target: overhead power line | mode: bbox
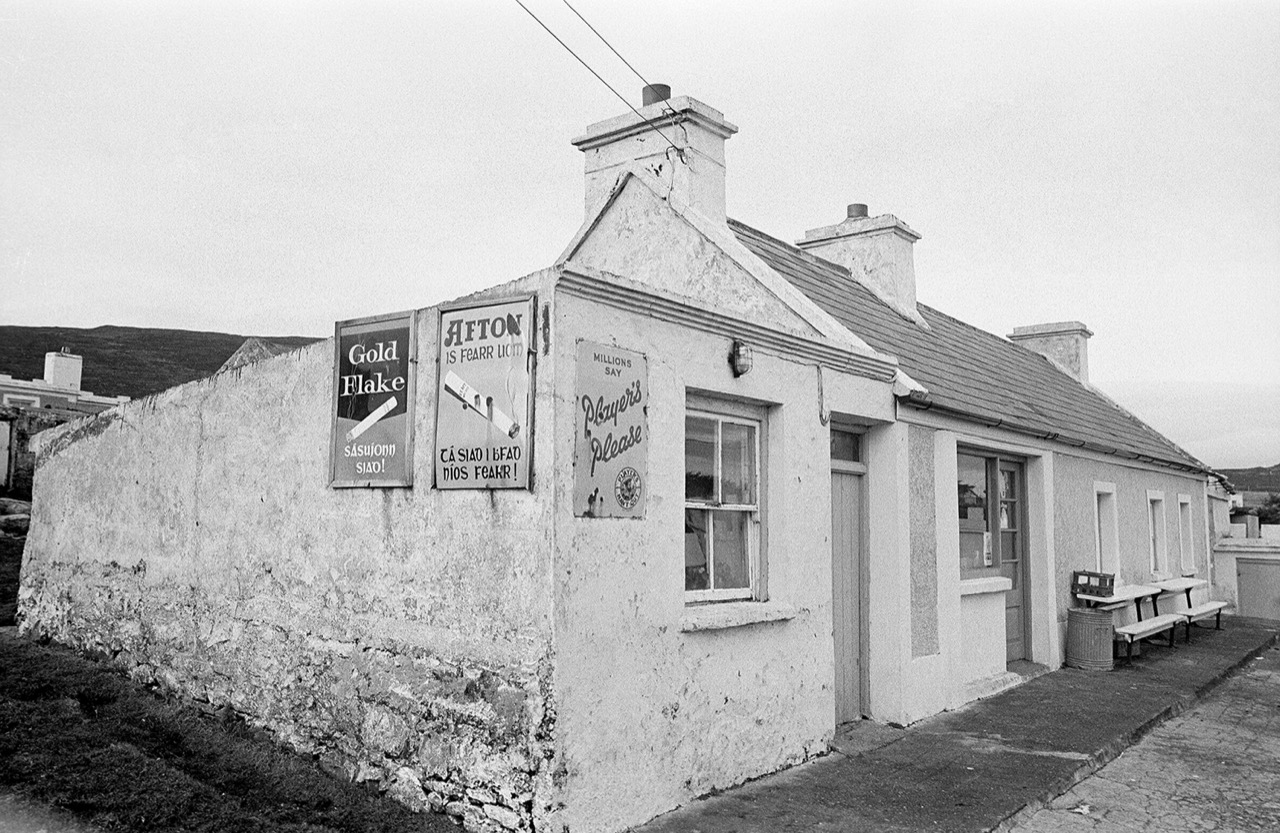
[512,0,685,161]
[560,0,664,101]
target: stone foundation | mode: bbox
[19,555,555,832]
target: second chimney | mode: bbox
[1008,321,1093,383]
[797,205,926,327]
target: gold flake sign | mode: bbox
[330,310,417,488]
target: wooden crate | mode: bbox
[1072,570,1115,598]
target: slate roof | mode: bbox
[729,218,1210,475]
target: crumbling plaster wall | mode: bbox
[546,291,847,833]
[549,172,898,830]
[569,180,821,339]
[20,298,558,833]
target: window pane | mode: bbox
[830,430,860,462]
[999,468,1017,501]
[684,509,710,590]
[712,510,750,589]
[685,416,716,502]
[721,422,756,505]
[957,454,987,530]
[1000,501,1016,530]
[960,531,991,572]
[1001,530,1018,568]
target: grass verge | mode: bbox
[0,571,454,831]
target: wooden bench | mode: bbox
[1114,612,1184,661]
[1180,601,1228,634]
[1152,578,1229,642]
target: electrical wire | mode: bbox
[560,0,670,110]
[559,0,689,159]
[512,0,685,161]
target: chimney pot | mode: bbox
[797,209,925,327]
[642,84,671,107]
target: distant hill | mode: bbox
[0,325,322,400]
[1217,464,1280,493]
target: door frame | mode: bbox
[831,426,869,725]
[997,457,1031,662]
[958,445,1031,662]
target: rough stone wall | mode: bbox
[19,299,558,832]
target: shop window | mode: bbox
[1148,491,1168,577]
[1178,495,1195,575]
[1094,482,1119,573]
[685,405,762,602]
[958,451,1024,579]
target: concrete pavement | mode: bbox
[1004,644,1280,832]
[631,617,1280,833]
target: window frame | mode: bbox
[684,398,766,604]
[1177,494,1195,575]
[1147,490,1169,578]
[1094,481,1119,574]
[957,447,1026,580]
[829,426,866,475]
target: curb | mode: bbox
[987,630,1280,832]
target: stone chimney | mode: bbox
[572,86,738,223]
[44,347,83,390]
[1008,321,1093,383]
[797,204,926,327]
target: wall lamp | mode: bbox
[729,340,753,377]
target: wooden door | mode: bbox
[831,468,864,724]
[997,460,1028,662]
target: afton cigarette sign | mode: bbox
[330,310,417,488]
[574,340,647,518]
[435,297,534,489]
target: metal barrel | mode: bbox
[1065,607,1114,671]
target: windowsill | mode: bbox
[680,600,798,632]
[960,576,1013,596]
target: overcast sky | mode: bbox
[3,1,1277,468]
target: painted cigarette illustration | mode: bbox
[444,370,520,438]
[345,395,398,442]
